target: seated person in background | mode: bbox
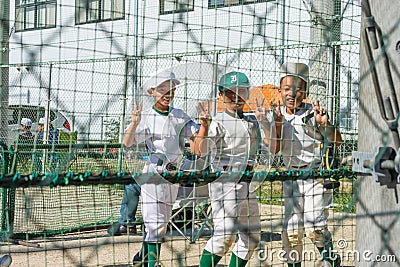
[15,118,35,171]
[36,117,59,144]
[35,118,60,172]
[107,183,141,236]
[36,118,45,143]
[16,117,35,144]
[19,118,34,138]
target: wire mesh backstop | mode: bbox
[0,0,384,266]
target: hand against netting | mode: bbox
[312,100,329,126]
[255,97,267,121]
[197,102,212,127]
[131,99,142,127]
[271,100,283,124]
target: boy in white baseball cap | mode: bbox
[143,69,180,95]
[20,118,33,137]
[36,118,45,143]
[123,69,198,266]
[272,62,342,267]
[36,118,59,144]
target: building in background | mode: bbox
[6,0,361,144]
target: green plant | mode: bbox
[333,192,356,213]
[256,181,285,206]
[256,180,357,214]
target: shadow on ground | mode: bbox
[261,231,282,242]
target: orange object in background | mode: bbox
[216,84,280,113]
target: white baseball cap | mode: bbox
[21,118,32,127]
[144,70,180,92]
[280,62,309,84]
[38,117,45,124]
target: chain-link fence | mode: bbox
[0,0,373,266]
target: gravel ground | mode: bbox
[0,205,356,267]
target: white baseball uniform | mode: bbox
[279,103,333,263]
[128,106,198,242]
[204,111,261,260]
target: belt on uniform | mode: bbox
[165,163,178,171]
[290,166,340,190]
[157,158,178,171]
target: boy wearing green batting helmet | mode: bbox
[195,71,270,267]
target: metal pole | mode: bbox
[0,0,13,237]
[308,0,334,107]
[280,0,285,64]
[0,0,10,144]
[133,0,139,101]
[44,64,52,144]
[41,64,52,173]
[356,1,400,265]
[329,0,342,124]
[328,46,335,119]
[118,58,129,172]
[212,52,219,116]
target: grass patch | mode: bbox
[332,179,357,213]
[256,181,284,205]
[333,191,356,213]
[256,179,357,214]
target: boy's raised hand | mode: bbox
[197,102,211,127]
[131,99,142,127]
[312,100,329,126]
[272,100,283,123]
[255,98,283,125]
[255,97,266,121]
[269,100,284,128]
